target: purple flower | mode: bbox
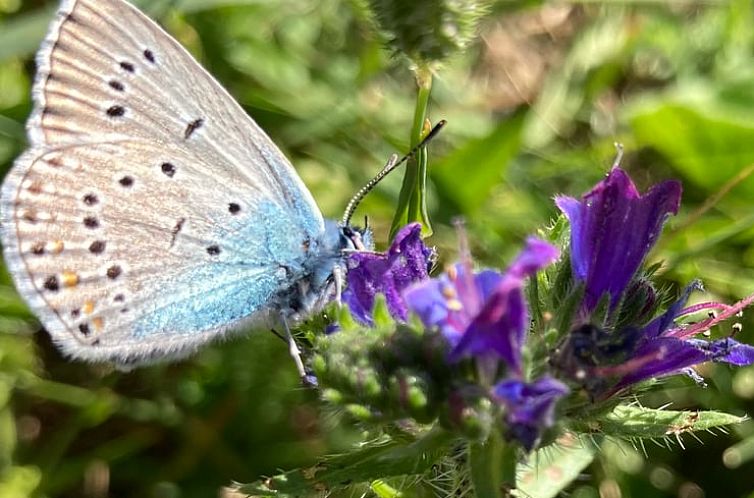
[554,167,754,397]
[343,223,433,324]
[555,167,681,314]
[492,376,568,451]
[557,282,754,397]
[404,238,559,372]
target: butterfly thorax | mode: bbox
[277,220,371,321]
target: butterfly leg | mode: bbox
[333,264,344,306]
[282,314,309,382]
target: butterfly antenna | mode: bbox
[341,120,447,226]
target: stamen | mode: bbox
[677,301,728,318]
[441,284,456,299]
[453,218,480,314]
[677,292,754,339]
[446,299,463,311]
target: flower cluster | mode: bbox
[554,167,754,399]
[314,165,754,455]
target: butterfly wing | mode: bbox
[0,0,326,365]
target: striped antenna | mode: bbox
[341,120,446,226]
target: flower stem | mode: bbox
[468,429,516,497]
[390,64,433,240]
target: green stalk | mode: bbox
[390,65,433,240]
[468,430,516,498]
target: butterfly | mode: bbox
[0,0,386,373]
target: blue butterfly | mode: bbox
[0,0,380,373]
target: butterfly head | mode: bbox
[339,223,373,253]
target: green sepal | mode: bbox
[438,386,494,440]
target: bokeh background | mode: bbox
[2,0,754,497]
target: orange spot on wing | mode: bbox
[48,240,64,254]
[82,300,95,314]
[61,270,79,287]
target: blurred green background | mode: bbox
[2,0,754,497]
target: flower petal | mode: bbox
[448,276,527,369]
[447,239,559,368]
[692,337,754,366]
[614,337,707,389]
[403,276,466,344]
[557,168,682,312]
[344,223,432,324]
[493,376,568,451]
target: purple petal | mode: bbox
[493,377,568,451]
[507,237,561,280]
[554,196,587,281]
[557,168,682,312]
[448,239,558,368]
[448,277,527,371]
[344,223,432,324]
[474,269,505,304]
[691,337,754,366]
[614,337,708,389]
[403,276,466,344]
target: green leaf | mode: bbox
[582,404,747,438]
[0,6,55,62]
[0,465,41,498]
[631,102,754,194]
[523,11,627,148]
[514,436,597,498]
[431,110,525,216]
[236,427,455,496]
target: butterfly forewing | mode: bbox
[0,0,326,365]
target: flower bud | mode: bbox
[387,369,435,423]
[439,386,494,440]
[366,0,490,64]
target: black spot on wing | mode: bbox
[89,240,106,254]
[44,275,59,292]
[83,216,99,229]
[106,105,125,117]
[161,162,176,177]
[170,218,185,248]
[184,118,204,139]
[107,265,122,280]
